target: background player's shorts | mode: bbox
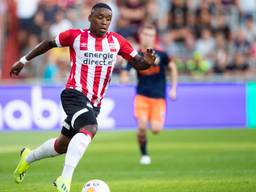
[134,94,166,126]
[61,89,100,138]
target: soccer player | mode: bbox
[10,3,156,192]
[120,23,178,165]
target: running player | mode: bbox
[10,3,156,192]
[121,23,178,165]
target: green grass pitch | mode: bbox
[1,129,256,192]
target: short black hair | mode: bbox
[91,3,112,12]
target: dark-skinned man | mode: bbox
[11,3,156,192]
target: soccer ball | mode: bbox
[82,179,110,192]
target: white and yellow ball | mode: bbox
[82,179,110,192]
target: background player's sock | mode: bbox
[137,133,148,155]
[61,133,91,180]
[26,138,60,164]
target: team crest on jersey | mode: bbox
[109,43,116,52]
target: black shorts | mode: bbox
[61,89,100,138]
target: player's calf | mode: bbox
[137,128,150,164]
[137,128,147,148]
[54,135,71,154]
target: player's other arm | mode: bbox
[168,60,178,100]
[129,48,156,70]
[116,33,156,71]
[10,29,75,77]
[10,40,57,77]
[119,49,156,83]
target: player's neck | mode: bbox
[89,28,107,38]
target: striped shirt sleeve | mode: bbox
[55,29,76,47]
[114,33,138,60]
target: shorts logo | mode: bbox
[63,121,70,130]
[87,102,93,109]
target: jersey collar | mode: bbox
[88,30,107,39]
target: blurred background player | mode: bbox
[120,23,178,165]
[10,3,156,192]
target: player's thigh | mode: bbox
[72,107,98,136]
[60,89,98,138]
[149,98,166,134]
[134,95,150,129]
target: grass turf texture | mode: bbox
[0,129,256,192]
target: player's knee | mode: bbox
[151,129,161,135]
[151,123,162,135]
[80,124,98,139]
[137,119,147,131]
[54,137,70,154]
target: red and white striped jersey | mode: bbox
[55,29,138,107]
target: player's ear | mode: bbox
[88,14,92,23]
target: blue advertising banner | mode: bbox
[0,83,246,131]
[0,85,63,131]
[165,83,246,128]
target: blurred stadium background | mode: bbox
[0,0,256,192]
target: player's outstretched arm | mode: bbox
[129,48,156,70]
[10,40,57,77]
[168,60,178,100]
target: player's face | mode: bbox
[89,8,112,36]
[139,28,156,48]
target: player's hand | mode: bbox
[144,48,156,66]
[9,61,24,77]
[169,88,177,100]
